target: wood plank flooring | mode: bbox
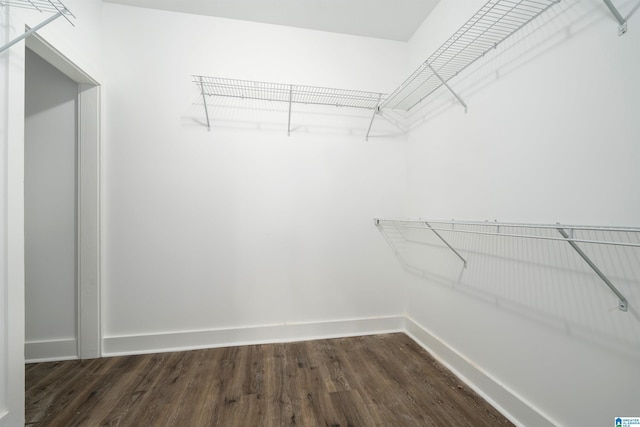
[25,333,514,426]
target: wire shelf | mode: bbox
[374,218,640,248]
[194,76,385,110]
[381,0,560,111]
[0,0,75,53]
[375,218,640,311]
[0,0,74,23]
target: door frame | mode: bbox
[26,33,101,360]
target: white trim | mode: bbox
[103,316,406,357]
[404,317,558,427]
[3,30,26,427]
[76,83,101,360]
[25,339,79,363]
[25,34,97,85]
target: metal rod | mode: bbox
[366,94,382,141]
[603,0,626,25]
[427,63,468,113]
[603,0,628,35]
[287,85,292,136]
[0,10,63,53]
[425,221,467,268]
[558,228,628,311]
[199,77,211,131]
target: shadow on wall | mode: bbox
[184,91,407,141]
[376,222,640,363]
[401,0,640,130]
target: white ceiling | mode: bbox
[103,0,440,41]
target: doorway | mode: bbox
[24,47,78,361]
[24,34,101,362]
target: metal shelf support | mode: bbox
[557,228,628,311]
[198,76,211,131]
[365,94,382,141]
[425,221,468,268]
[603,0,628,36]
[428,63,467,113]
[287,85,293,136]
[0,1,74,54]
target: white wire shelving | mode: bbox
[0,0,75,53]
[193,75,386,139]
[374,218,640,312]
[194,0,562,136]
[381,0,560,112]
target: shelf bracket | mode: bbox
[427,63,468,113]
[365,94,382,141]
[1,10,64,54]
[425,222,467,268]
[603,0,628,35]
[287,85,293,136]
[557,228,628,311]
[198,76,211,131]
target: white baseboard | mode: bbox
[404,317,557,427]
[102,315,406,357]
[25,339,78,363]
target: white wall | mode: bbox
[403,0,640,426]
[1,0,103,424]
[100,4,408,353]
[24,48,78,362]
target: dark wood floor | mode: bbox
[26,333,513,426]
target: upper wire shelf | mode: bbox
[195,76,385,110]
[381,0,560,111]
[194,75,386,139]
[0,0,74,24]
[192,0,561,135]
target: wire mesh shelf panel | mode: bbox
[374,218,640,248]
[195,76,385,110]
[0,0,68,13]
[381,0,559,111]
[0,0,74,24]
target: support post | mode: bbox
[366,94,382,141]
[427,63,468,113]
[199,77,211,131]
[558,228,628,311]
[603,0,628,35]
[0,11,64,54]
[425,222,467,268]
[287,85,293,136]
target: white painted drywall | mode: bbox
[403,1,640,426]
[24,48,78,360]
[100,4,408,344]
